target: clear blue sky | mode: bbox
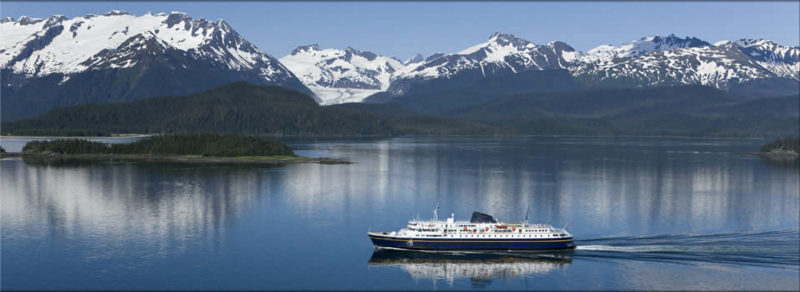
[2,1,798,60]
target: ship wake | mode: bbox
[574,230,800,270]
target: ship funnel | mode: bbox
[470,211,497,223]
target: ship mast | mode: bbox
[524,206,530,226]
[433,204,439,222]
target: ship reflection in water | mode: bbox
[368,249,572,287]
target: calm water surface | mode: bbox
[1,136,798,290]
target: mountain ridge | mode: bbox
[386,32,798,99]
[2,12,798,121]
[0,11,313,121]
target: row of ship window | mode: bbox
[438,229,550,233]
[413,228,554,233]
[420,234,562,238]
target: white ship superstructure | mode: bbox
[368,207,575,250]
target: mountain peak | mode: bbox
[489,32,528,42]
[164,11,192,28]
[215,19,232,30]
[404,53,424,65]
[547,41,575,52]
[103,10,131,17]
[584,34,712,61]
[640,34,711,48]
[16,16,43,25]
[345,47,378,61]
[488,31,522,41]
[641,33,668,41]
[43,15,67,28]
[456,32,535,55]
[290,44,320,55]
[489,31,509,39]
[489,32,535,48]
[734,38,773,47]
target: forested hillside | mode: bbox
[445,86,800,137]
[3,83,396,136]
[331,103,496,135]
[373,70,581,114]
[4,82,797,138]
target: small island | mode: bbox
[16,134,351,165]
[758,137,800,158]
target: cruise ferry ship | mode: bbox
[368,207,575,250]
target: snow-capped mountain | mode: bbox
[279,45,404,104]
[3,11,797,120]
[733,39,799,79]
[581,34,711,63]
[403,53,424,65]
[572,38,800,92]
[387,32,578,95]
[1,11,312,120]
[385,32,798,98]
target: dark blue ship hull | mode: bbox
[368,233,576,250]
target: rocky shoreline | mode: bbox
[758,150,800,159]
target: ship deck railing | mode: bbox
[409,221,554,228]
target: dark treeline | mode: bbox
[443,86,800,137]
[3,82,397,137]
[22,134,295,157]
[4,82,495,137]
[5,129,113,137]
[331,103,496,135]
[760,137,800,153]
[4,82,799,138]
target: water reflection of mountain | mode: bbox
[2,158,279,259]
[282,138,799,234]
[368,249,572,287]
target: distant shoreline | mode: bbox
[2,153,353,165]
[757,151,800,158]
[1,134,773,140]
[1,134,152,139]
